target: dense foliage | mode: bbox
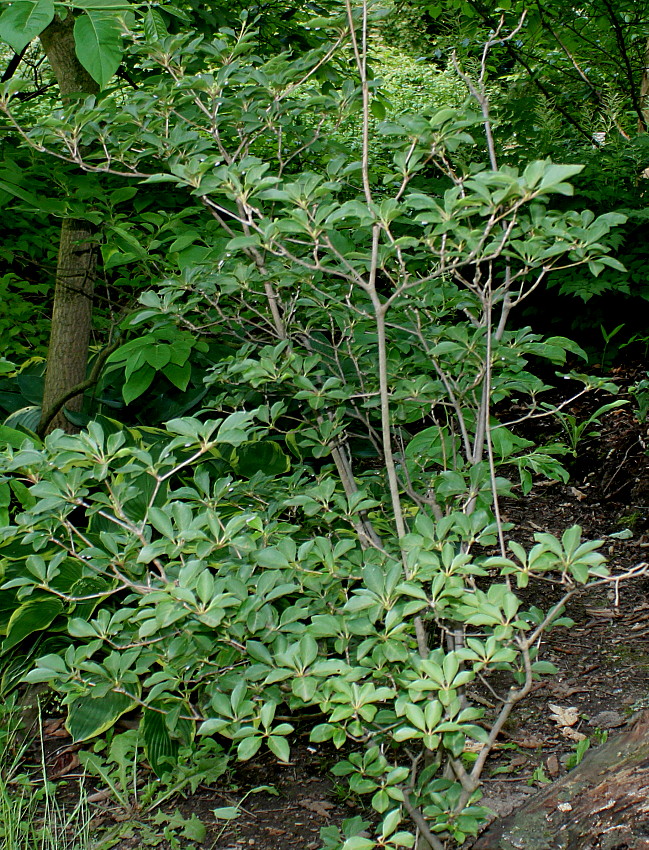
[0,2,646,848]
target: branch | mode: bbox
[532,0,630,140]
[402,792,446,850]
[36,336,121,437]
[598,0,647,131]
[1,46,28,83]
[465,0,600,144]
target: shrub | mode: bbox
[0,4,639,847]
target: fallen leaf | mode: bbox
[298,799,334,818]
[545,754,560,778]
[49,750,80,779]
[510,737,545,749]
[548,704,580,727]
[570,487,587,501]
[87,789,113,804]
[584,608,615,618]
[608,528,634,540]
[561,727,587,742]
[43,717,68,737]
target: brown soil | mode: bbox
[15,365,649,849]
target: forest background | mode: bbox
[0,0,647,848]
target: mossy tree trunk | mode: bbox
[472,710,649,850]
[38,13,99,434]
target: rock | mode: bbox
[587,710,625,729]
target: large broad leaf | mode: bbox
[142,707,179,778]
[0,0,54,53]
[73,10,123,88]
[162,360,191,391]
[74,0,133,8]
[122,364,155,404]
[4,405,41,432]
[69,575,114,620]
[67,690,135,742]
[2,596,64,652]
[0,179,65,215]
[231,441,291,477]
[49,559,84,593]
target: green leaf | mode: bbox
[142,706,179,777]
[0,480,9,526]
[212,806,241,820]
[2,597,64,652]
[370,99,386,120]
[73,10,123,88]
[67,618,97,638]
[0,179,64,215]
[538,163,583,194]
[181,815,206,842]
[237,735,262,761]
[122,364,155,404]
[73,0,134,8]
[147,507,174,539]
[162,360,191,391]
[231,440,291,477]
[0,0,54,53]
[341,837,376,850]
[267,734,290,762]
[0,423,38,450]
[143,7,168,40]
[67,691,135,742]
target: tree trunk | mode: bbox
[39,219,97,432]
[640,37,649,133]
[472,710,649,850]
[38,13,99,434]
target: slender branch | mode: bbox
[464,0,599,144]
[344,0,373,206]
[1,46,28,83]
[464,641,534,797]
[598,0,647,131]
[402,792,446,850]
[481,276,506,555]
[37,336,121,437]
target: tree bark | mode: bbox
[39,219,97,432]
[472,710,649,850]
[38,13,99,434]
[640,37,649,133]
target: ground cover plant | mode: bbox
[0,2,647,848]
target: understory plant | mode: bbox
[0,4,643,848]
[0,696,93,850]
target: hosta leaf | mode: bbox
[0,423,38,450]
[142,706,179,777]
[2,596,64,652]
[67,690,135,742]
